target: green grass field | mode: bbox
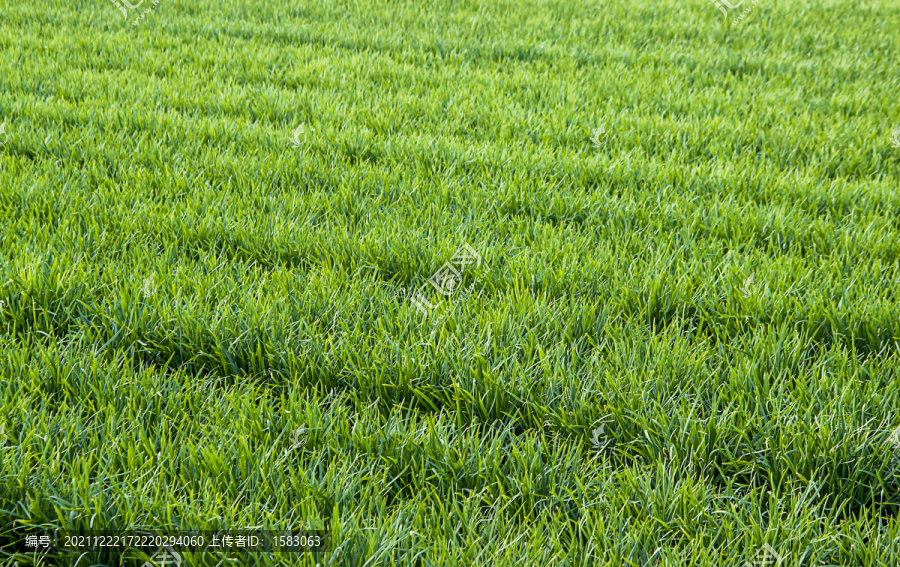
[2,0,900,565]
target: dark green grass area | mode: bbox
[1,0,900,564]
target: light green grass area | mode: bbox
[2,0,900,565]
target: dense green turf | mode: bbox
[2,0,900,565]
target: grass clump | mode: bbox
[1,0,900,565]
